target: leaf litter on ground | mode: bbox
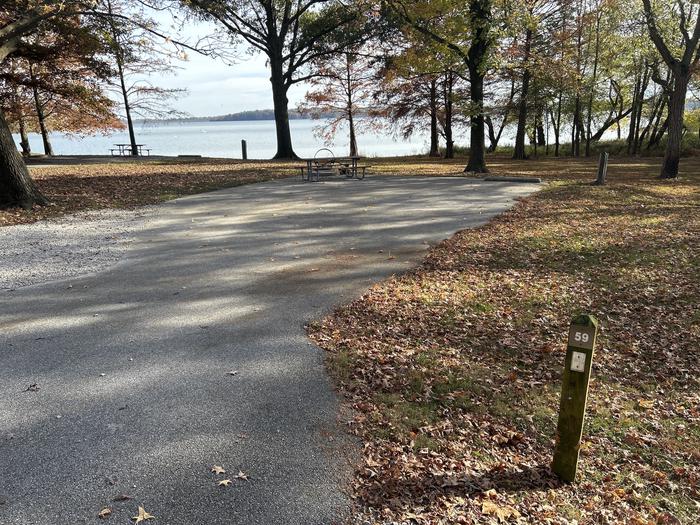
[310,158,700,524]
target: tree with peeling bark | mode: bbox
[183,0,364,159]
[641,0,700,179]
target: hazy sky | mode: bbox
[149,18,308,117]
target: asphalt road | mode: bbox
[0,176,538,524]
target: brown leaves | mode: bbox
[309,171,700,524]
[211,464,249,487]
[131,506,155,523]
[97,507,112,519]
[638,399,655,410]
[1,159,294,227]
[480,499,521,523]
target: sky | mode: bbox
[158,51,309,117]
[146,17,308,118]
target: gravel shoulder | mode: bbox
[0,207,158,291]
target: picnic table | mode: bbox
[110,143,151,156]
[299,149,370,182]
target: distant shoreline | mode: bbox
[135,109,334,125]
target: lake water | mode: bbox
[15,119,434,159]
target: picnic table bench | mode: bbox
[297,149,371,182]
[110,144,151,156]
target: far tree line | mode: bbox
[1,0,698,209]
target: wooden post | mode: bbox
[552,314,599,482]
[594,152,608,185]
[241,139,248,160]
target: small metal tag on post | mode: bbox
[241,139,248,160]
[552,314,599,482]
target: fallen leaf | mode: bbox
[218,479,232,487]
[131,506,155,523]
[638,399,654,409]
[113,494,133,501]
[211,465,226,475]
[98,507,112,519]
[656,511,681,524]
[235,471,249,481]
[481,500,521,523]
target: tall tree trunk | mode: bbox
[269,56,297,159]
[29,65,53,156]
[485,116,497,152]
[464,0,491,174]
[640,93,664,147]
[18,115,31,158]
[513,28,532,160]
[429,78,440,157]
[117,60,138,156]
[348,113,357,157]
[0,108,47,209]
[554,7,567,158]
[486,78,515,153]
[106,0,138,156]
[647,116,668,149]
[633,69,650,154]
[554,92,562,157]
[660,71,689,178]
[571,0,584,158]
[545,108,549,155]
[585,12,601,157]
[627,73,641,154]
[640,0,699,178]
[346,53,358,157]
[537,121,545,146]
[11,84,31,157]
[466,63,488,173]
[533,120,538,157]
[443,70,454,159]
[572,95,582,156]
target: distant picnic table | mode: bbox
[110,144,151,156]
[298,149,371,182]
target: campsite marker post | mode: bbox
[594,152,609,185]
[552,314,599,482]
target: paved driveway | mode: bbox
[0,176,538,524]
